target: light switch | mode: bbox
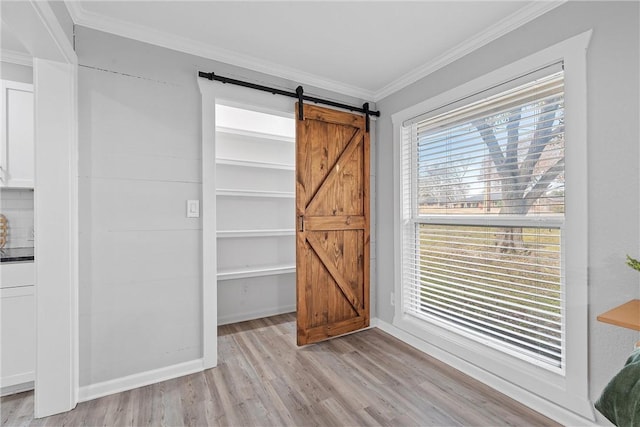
[187,200,200,218]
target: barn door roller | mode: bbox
[198,71,380,132]
[296,86,304,121]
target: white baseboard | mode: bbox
[1,371,34,389]
[78,359,205,403]
[218,305,296,326]
[372,318,597,427]
[1,380,34,397]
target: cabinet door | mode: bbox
[1,80,34,188]
[1,285,35,390]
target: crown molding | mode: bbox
[1,49,33,67]
[372,0,566,101]
[64,1,375,101]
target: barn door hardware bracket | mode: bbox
[363,102,370,132]
[296,86,304,121]
[198,71,380,130]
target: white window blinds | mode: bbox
[401,67,565,369]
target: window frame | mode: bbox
[403,68,567,371]
[392,31,593,419]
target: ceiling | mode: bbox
[49,2,564,100]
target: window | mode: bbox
[400,65,566,370]
[393,32,592,419]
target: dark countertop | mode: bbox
[0,247,35,263]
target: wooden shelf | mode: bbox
[216,158,294,171]
[597,299,640,331]
[217,189,295,198]
[217,264,296,281]
[217,229,295,238]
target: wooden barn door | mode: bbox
[296,104,370,345]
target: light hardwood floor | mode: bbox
[2,313,559,426]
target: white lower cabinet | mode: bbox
[1,263,35,395]
[1,262,35,288]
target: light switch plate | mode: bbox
[187,200,200,218]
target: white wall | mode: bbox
[78,64,202,385]
[374,0,639,420]
[76,27,373,387]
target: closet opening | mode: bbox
[214,103,296,325]
[199,79,372,361]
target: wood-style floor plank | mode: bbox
[1,313,560,426]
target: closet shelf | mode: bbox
[216,157,294,171]
[215,126,295,144]
[217,264,296,281]
[217,229,295,238]
[217,189,295,198]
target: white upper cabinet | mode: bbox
[1,80,34,188]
